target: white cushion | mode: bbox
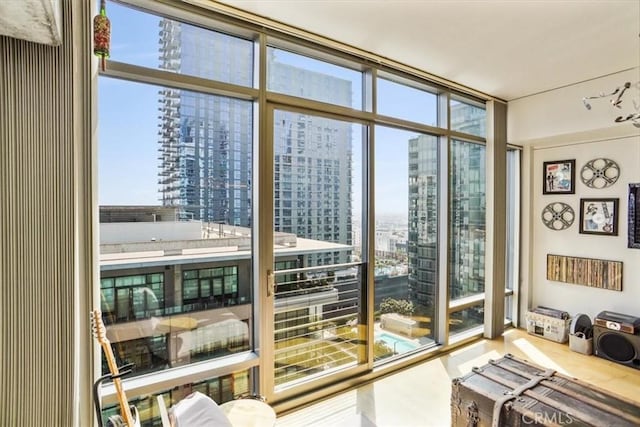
[170,391,233,427]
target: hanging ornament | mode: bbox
[93,0,111,71]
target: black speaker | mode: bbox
[593,311,640,369]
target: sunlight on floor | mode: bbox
[511,337,570,375]
[275,391,360,427]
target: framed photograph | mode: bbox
[579,198,619,235]
[543,159,575,194]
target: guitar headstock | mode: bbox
[91,309,109,346]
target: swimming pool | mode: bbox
[375,332,419,353]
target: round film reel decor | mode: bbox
[580,158,620,189]
[541,202,575,230]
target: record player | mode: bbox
[594,311,640,335]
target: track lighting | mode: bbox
[582,81,640,127]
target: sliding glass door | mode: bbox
[267,106,367,398]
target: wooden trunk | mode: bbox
[451,353,640,427]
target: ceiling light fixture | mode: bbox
[582,80,640,128]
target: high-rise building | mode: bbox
[449,140,486,299]
[97,211,355,388]
[158,21,353,265]
[407,135,439,313]
[272,107,354,265]
[158,20,254,225]
[406,134,486,318]
[450,100,486,137]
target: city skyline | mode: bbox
[98,2,435,220]
[97,1,488,308]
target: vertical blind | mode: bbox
[0,1,92,425]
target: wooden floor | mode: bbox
[275,328,640,427]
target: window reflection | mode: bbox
[449,302,485,334]
[267,47,362,109]
[100,259,251,376]
[101,370,251,427]
[451,98,486,137]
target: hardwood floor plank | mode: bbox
[275,328,640,427]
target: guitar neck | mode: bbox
[100,342,135,426]
[92,310,136,427]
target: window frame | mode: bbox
[96,0,512,414]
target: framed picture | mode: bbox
[628,184,640,248]
[579,198,619,235]
[543,159,575,194]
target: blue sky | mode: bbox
[98,1,438,219]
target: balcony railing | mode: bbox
[272,263,364,388]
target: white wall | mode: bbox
[100,221,202,244]
[509,69,640,323]
[508,68,640,146]
[531,137,640,321]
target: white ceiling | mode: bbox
[218,0,640,101]
[1,1,637,101]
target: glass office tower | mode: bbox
[158,21,353,265]
[406,134,439,335]
[158,20,254,224]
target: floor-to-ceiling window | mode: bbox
[96,1,514,423]
[97,3,257,424]
[373,126,439,362]
[264,47,368,397]
[505,147,521,323]
[448,139,486,337]
[373,76,441,362]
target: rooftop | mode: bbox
[99,218,352,270]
